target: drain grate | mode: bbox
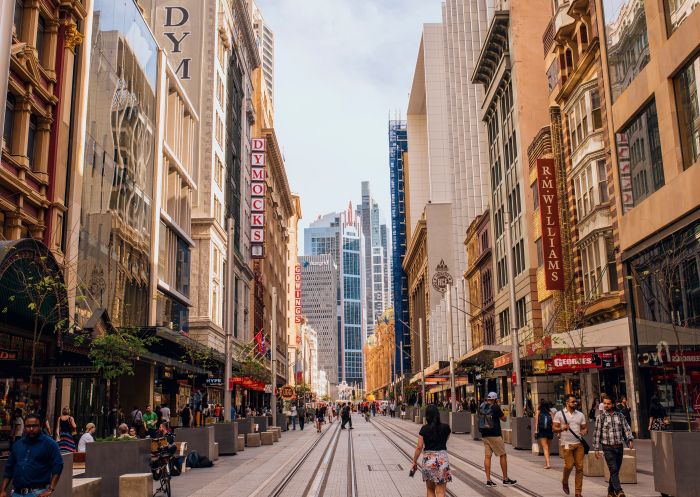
[368,464,403,471]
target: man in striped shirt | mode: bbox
[593,397,634,497]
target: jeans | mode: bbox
[299,416,305,430]
[12,488,49,497]
[291,416,297,429]
[603,445,624,493]
[562,443,585,494]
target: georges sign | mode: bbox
[536,158,565,290]
[251,138,266,258]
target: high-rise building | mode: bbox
[299,254,339,396]
[388,120,411,375]
[252,3,274,108]
[305,206,367,387]
[357,181,391,338]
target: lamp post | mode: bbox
[271,287,277,427]
[446,285,457,413]
[419,318,425,407]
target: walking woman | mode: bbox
[56,406,77,453]
[649,396,669,432]
[411,404,452,497]
[535,399,554,469]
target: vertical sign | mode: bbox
[251,138,266,258]
[536,158,565,290]
[294,264,302,323]
[616,133,634,212]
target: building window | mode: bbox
[535,238,543,267]
[664,0,698,34]
[36,15,45,64]
[616,100,664,212]
[567,87,602,151]
[580,235,618,298]
[215,157,223,187]
[574,159,609,220]
[597,160,609,203]
[27,114,37,166]
[512,239,525,277]
[674,54,700,170]
[3,94,14,148]
[13,0,22,39]
[602,0,650,102]
[498,309,510,339]
[515,297,527,329]
[531,181,539,210]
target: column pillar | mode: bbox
[33,115,52,179]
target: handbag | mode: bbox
[561,410,590,454]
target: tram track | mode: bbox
[374,417,546,497]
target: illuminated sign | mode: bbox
[251,138,266,258]
[536,158,565,290]
[294,264,302,323]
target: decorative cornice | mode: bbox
[62,21,84,53]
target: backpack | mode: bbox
[478,402,495,431]
[537,410,552,432]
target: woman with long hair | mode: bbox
[535,399,554,469]
[411,404,452,497]
[56,406,77,453]
[649,395,669,431]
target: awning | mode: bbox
[457,344,510,366]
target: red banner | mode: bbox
[493,353,512,368]
[536,158,565,290]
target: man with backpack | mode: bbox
[554,394,588,497]
[478,392,517,487]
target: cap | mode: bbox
[487,392,498,400]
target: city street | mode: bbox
[166,414,658,497]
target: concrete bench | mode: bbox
[260,431,274,445]
[246,433,261,447]
[119,473,151,497]
[237,435,245,452]
[72,477,101,497]
[270,429,279,442]
[271,426,282,438]
[584,452,605,476]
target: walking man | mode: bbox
[593,397,634,497]
[554,395,588,497]
[478,392,517,488]
[298,404,306,431]
[290,405,297,430]
[1,413,64,497]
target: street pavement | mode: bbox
[165,413,660,497]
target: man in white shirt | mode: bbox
[160,404,171,427]
[554,395,588,497]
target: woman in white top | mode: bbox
[77,423,96,452]
[290,405,298,430]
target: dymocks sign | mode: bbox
[536,158,565,290]
[251,138,266,258]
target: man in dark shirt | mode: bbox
[478,392,517,488]
[1,413,63,497]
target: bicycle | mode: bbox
[150,438,176,497]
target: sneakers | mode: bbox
[503,479,517,486]
[485,480,497,487]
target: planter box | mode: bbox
[511,417,532,450]
[84,439,150,497]
[450,411,471,433]
[253,416,268,433]
[276,414,288,432]
[175,426,216,462]
[236,418,253,436]
[439,410,450,424]
[470,414,482,440]
[213,422,238,455]
[652,430,700,497]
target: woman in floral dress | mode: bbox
[411,404,452,496]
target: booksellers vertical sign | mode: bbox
[536,158,564,290]
[251,138,266,258]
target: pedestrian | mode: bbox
[143,405,158,438]
[401,403,406,419]
[554,395,588,497]
[648,396,668,432]
[298,404,306,430]
[469,398,477,414]
[117,406,126,427]
[371,402,376,417]
[77,423,96,452]
[315,406,324,433]
[478,392,517,487]
[535,399,554,469]
[341,404,353,429]
[117,424,131,439]
[55,407,77,453]
[593,396,634,497]
[10,409,23,446]
[0,413,64,497]
[130,405,144,437]
[214,404,222,420]
[616,397,632,428]
[128,427,138,438]
[108,406,118,436]
[290,405,298,430]
[160,404,171,428]
[180,404,192,428]
[411,404,452,497]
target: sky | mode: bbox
[255,0,442,254]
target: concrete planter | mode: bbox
[276,414,288,432]
[439,410,450,424]
[253,416,268,433]
[511,417,532,450]
[213,422,238,455]
[1,451,73,497]
[84,439,150,497]
[236,418,253,436]
[175,426,216,462]
[652,430,700,497]
[450,411,471,433]
[470,414,482,440]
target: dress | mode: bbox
[58,417,77,453]
[419,423,452,484]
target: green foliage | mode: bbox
[181,340,214,372]
[241,358,268,382]
[77,327,158,380]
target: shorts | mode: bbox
[483,436,507,457]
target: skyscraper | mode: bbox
[305,206,366,387]
[389,120,411,375]
[299,254,338,396]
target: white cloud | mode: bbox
[256,0,441,252]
